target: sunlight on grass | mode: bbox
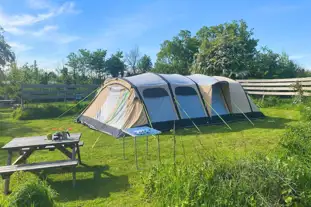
[0,107,300,206]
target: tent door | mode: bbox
[211,85,228,116]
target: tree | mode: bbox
[78,49,92,82]
[105,52,126,78]
[192,20,258,78]
[89,49,107,84]
[59,67,72,85]
[32,60,39,83]
[252,47,302,79]
[137,55,152,73]
[39,71,56,84]
[0,27,15,79]
[66,53,79,84]
[126,46,140,75]
[154,30,199,75]
[4,63,23,99]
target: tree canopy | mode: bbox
[154,20,307,79]
[0,27,15,80]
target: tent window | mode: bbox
[175,87,197,96]
[143,88,169,98]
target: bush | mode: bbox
[300,105,311,121]
[8,177,57,207]
[12,102,89,120]
[281,122,311,165]
[141,155,311,206]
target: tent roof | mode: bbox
[124,73,167,87]
[160,74,195,86]
[188,74,221,85]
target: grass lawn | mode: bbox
[0,107,300,206]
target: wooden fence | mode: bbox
[21,84,99,102]
[237,77,311,96]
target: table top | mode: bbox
[2,133,82,150]
[122,126,161,137]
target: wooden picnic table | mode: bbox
[0,133,83,195]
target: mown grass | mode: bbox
[0,106,300,206]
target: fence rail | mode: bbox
[21,84,99,101]
[237,77,311,96]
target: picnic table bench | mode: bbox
[0,133,83,195]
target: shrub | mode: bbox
[281,122,311,166]
[8,177,57,207]
[141,155,311,206]
[261,96,281,107]
[300,105,311,121]
[12,102,89,120]
[251,96,284,108]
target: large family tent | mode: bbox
[77,73,264,137]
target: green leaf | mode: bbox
[285,196,293,204]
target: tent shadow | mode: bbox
[44,164,130,202]
[174,116,293,136]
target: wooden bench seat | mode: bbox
[0,160,78,179]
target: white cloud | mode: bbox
[0,1,79,33]
[32,25,80,43]
[57,2,80,14]
[32,25,58,36]
[0,11,54,28]
[3,26,25,35]
[8,42,33,53]
[3,24,79,43]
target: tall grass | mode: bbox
[141,105,311,207]
[141,155,311,206]
[8,174,57,207]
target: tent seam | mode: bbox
[186,76,211,120]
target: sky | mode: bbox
[0,0,311,70]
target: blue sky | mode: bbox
[1,0,311,70]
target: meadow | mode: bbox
[0,104,302,206]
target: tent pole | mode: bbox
[205,101,232,130]
[92,134,102,149]
[233,102,255,126]
[134,136,138,170]
[174,97,201,133]
[123,135,126,160]
[157,135,161,164]
[57,86,100,119]
[173,120,176,166]
[146,136,148,158]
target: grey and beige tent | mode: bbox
[77,73,264,137]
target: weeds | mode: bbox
[7,173,57,207]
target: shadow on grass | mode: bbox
[0,120,40,138]
[174,116,293,136]
[45,164,129,201]
[0,142,9,165]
